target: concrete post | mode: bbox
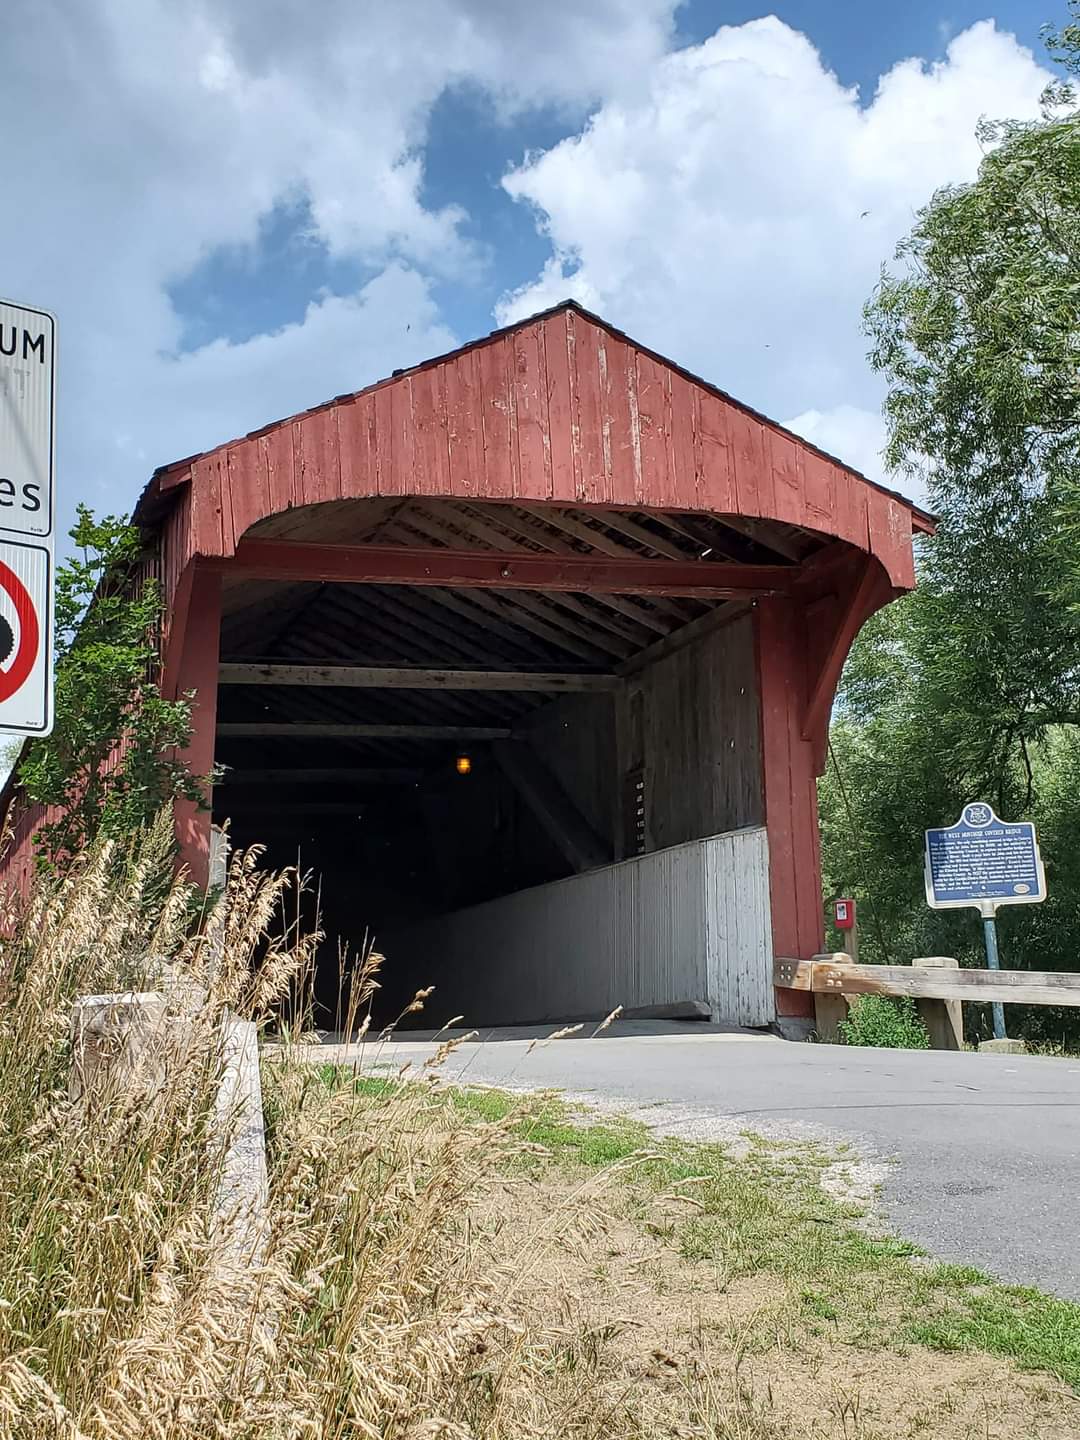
[70,993,168,1105]
[912,957,963,1050]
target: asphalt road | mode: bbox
[318,1022,1080,1299]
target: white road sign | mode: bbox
[0,299,55,538]
[0,298,55,735]
[0,539,52,733]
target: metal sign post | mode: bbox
[0,298,55,735]
[925,802,1047,1041]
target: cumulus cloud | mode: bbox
[1,0,676,528]
[499,19,1051,495]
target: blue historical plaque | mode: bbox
[924,802,1046,912]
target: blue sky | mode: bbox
[171,0,1053,361]
[0,1,1060,529]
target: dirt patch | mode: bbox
[472,1170,1080,1439]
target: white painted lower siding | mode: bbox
[384,825,774,1029]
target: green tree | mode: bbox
[17,505,201,867]
[822,9,1080,1041]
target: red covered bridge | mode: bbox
[4,302,930,1033]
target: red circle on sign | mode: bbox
[0,559,40,702]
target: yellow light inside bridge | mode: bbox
[455,753,472,776]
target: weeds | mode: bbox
[0,822,1077,1438]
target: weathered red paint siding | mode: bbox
[150,306,919,622]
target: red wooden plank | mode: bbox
[696,393,736,513]
[635,352,672,506]
[868,489,916,589]
[511,321,552,500]
[831,470,866,551]
[801,448,835,529]
[476,333,513,498]
[768,428,804,527]
[445,348,483,500]
[572,318,608,504]
[372,383,402,496]
[389,377,416,499]
[337,394,378,499]
[600,333,638,505]
[302,405,343,504]
[192,453,227,555]
[668,370,698,510]
[730,409,772,520]
[410,365,451,498]
[225,440,262,548]
[229,538,792,597]
[756,598,797,953]
[543,311,576,503]
[264,427,296,518]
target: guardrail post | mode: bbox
[812,953,852,1043]
[912,957,963,1050]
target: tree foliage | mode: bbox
[16,506,201,867]
[822,11,1080,1043]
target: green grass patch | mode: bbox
[333,1065,1080,1389]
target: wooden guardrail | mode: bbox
[775,954,1080,1048]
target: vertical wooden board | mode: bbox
[571,319,608,504]
[754,599,798,959]
[410,366,451,498]
[193,452,227,555]
[225,440,262,548]
[600,334,638,505]
[263,427,297,517]
[389,376,416,498]
[511,322,552,500]
[336,394,379,499]
[730,408,772,521]
[543,311,577,502]
[696,393,737,513]
[476,334,514,498]
[668,373,698,510]
[372,384,402,496]
[792,763,825,959]
[635,352,672,506]
[801,449,836,529]
[831,470,867,551]
[299,406,342,505]
[868,489,916,589]
[768,428,804,527]
[445,348,483,500]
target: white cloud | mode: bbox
[499,19,1050,497]
[782,405,889,489]
[1,0,677,530]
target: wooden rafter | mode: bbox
[220,664,619,692]
[216,723,514,739]
[227,539,793,599]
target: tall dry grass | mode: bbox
[0,821,774,1439]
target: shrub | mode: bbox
[837,993,931,1049]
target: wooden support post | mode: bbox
[912,957,963,1050]
[811,952,852,1043]
[756,597,823,1025]
[172,569,222,888]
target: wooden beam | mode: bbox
[492,739,612,873]
[617,601,752,676]
[216,723,512,740]
[801,559,884,744]
[227,539,792,599]
[775,956,1080,1009]
[219,767,422,785]
[220,663,619,692]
